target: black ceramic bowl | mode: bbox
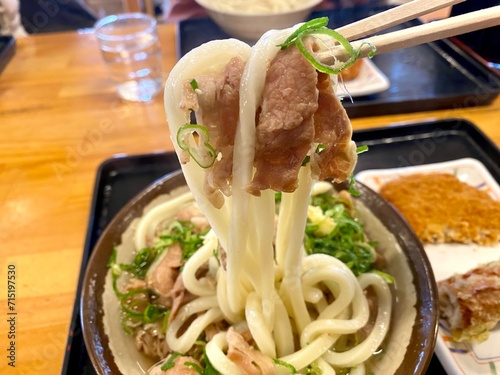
[81,170,438,375]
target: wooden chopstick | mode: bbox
[317,5,500,64]
[336,0,466,41]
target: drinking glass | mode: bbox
[94,13,163,102]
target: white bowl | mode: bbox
[194,0,323,41]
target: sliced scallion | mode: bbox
[189,78,199,90]
[176,124,216,168]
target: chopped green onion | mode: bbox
[200,347,219,375]
[356,145,369,154]
[190,78,199,90]
[348,173,361,197]
[273,358,297,373]
[177,124,216,168]
[306,193,375,275]
[161,352,182,371]
[305,362,323,375]
[296,28,359,74]
[158,220,208,261]
[279,17,376,75]
[184,362,203,374]
[278,17,329,49]
[119,246,163,279]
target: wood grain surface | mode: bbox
[0,23,499,375]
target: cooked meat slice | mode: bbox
[438,260,500,343]
[310,71,357,182]
[136,323,169,360]
[180,57,246,207]
[169,273,197,322]
[146,243,183,307]
[380,173,500,245]
[204,320,229,342]
[246,42,318,196]
[226,327,275,375]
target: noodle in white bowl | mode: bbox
[193,0,323,41]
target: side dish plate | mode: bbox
[339,59,390,98]
[356,158,500,375]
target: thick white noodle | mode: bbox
[280,333,336,371]
[134,191,194,250]
[166,296,222,353]
[164,39,252,251]
[227,26,295,315]
[323,273,392,368]
[272,292,295,357]
[245,291,277,358]
[181,230,218,296]
[205,332,245,375]
[277,166,315,334]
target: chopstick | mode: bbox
[317,5,500,64]
[336,0,466,41]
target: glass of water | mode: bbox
[94,13,163,102]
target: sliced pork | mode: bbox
[169,273,197,322]
[180,57,246,207]
[310,71,357,182]
[146,243,183,307]
[226,327,275,375]
[246,42,319,196]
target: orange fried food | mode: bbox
[339,59,363,81]
[380,173,500,245]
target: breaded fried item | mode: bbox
[438,260,500,343]
[380,173,500,245]
[340,59,363,81]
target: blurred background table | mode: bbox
[0,21,499,374]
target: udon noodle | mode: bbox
[103,21,417,375]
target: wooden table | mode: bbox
[0,23,499,374]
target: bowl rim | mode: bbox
[194,0,323,16]
[80,170,439,375]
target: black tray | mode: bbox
[177,5,500,118]
[0,36,15,74]
[63,118,499,374]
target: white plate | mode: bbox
[356,158,500,375]
[337,59,390,97]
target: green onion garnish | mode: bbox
[273,358,297,373]
[356,145,369,154]
[177,124,217,168]
[279,17,376,75]
[190,78,199,90]
[161,352,182,371]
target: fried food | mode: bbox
[340,58,363,81]
[380,173,500,245]
[438,260,500,343]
